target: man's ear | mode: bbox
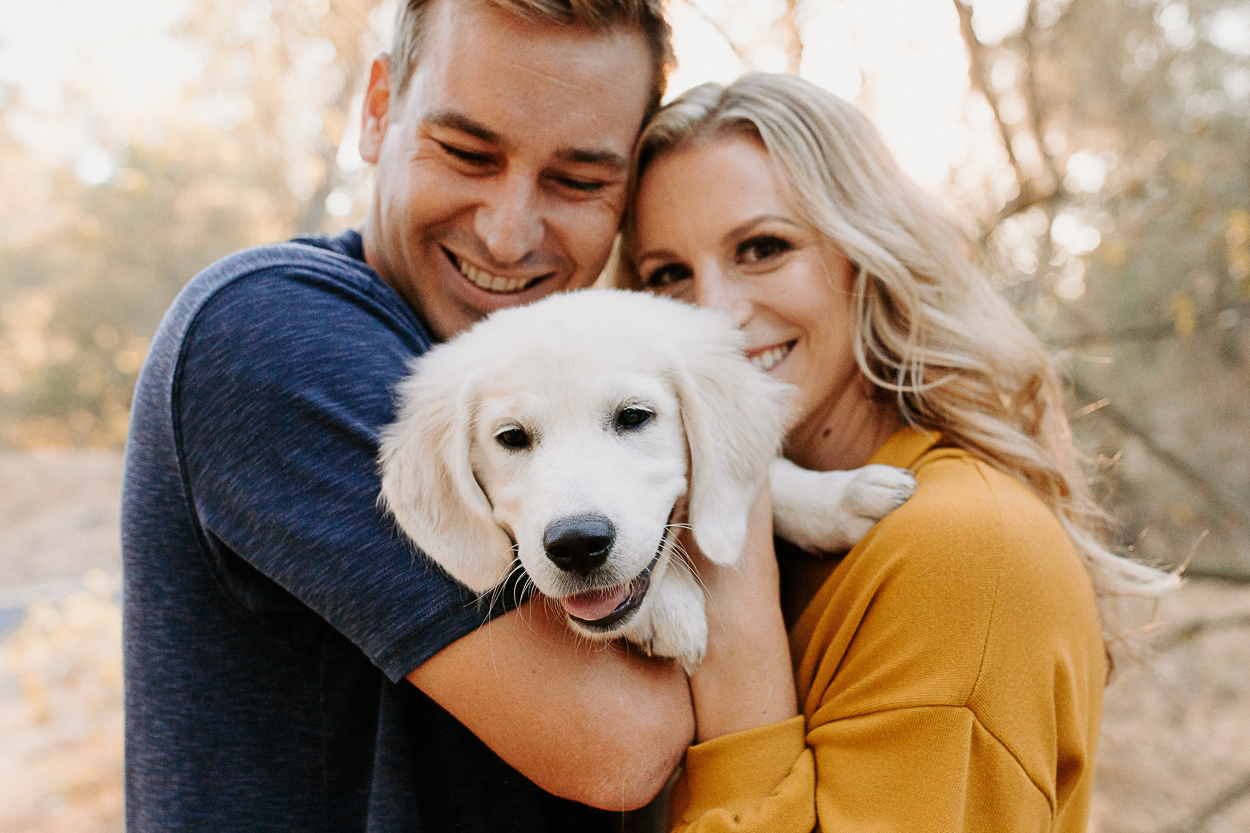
[360,54,393,164]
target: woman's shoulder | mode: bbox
[865,445,1101,640]
[871,445,1083,583]
[793,444,1102,716]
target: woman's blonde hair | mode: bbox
[618,73,1178,652]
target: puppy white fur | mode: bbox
[379,289,913,669]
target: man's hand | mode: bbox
[408,596,693,811]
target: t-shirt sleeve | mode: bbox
[175,267,487,681]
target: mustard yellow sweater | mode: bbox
[671,429,1105,833]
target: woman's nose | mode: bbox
[694,268,752,327]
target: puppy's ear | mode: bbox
[668,313,792,566]
[378,351,514,593]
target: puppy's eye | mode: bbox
[616,407,653,430]
[496,427,531,449]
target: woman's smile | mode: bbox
[633,135,871,459]
[745,340,795,373]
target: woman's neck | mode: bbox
[783,379,906,472]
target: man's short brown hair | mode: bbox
[389,0,674,119]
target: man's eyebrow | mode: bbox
[423,110,501,144]
[423,109,628,172]
[553,147,629,172]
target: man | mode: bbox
[122,1,692,830]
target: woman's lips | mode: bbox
[746,340,795,372]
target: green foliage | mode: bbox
[967,0,1250,577]
[0,143,280,446]
[1,0,1246,577]
[0,0,379,447]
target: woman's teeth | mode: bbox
[454,255,537,294]
[750,343,793,372]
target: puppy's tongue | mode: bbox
[560,585,629,622]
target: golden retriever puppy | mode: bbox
[379,290,913,669]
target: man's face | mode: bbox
[359,0,652,340]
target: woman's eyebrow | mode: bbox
[729,215,802,238]
[634,246,680,266]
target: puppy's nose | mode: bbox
[544,514,615,575]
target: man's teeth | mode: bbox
[750,343,792,372]
[455,256,536,294]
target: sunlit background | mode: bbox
[1,1,1249,831]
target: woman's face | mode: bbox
[632,135,864,444]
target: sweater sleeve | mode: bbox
[669,706,1052,833]
[670,716,815,833]
[788,452,1104,833]
[670,445,1104,833]
[807,705,1051,833]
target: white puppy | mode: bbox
[379,290,913,669]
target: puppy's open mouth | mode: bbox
[560,530,669,633]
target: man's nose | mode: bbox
[694,267,752,327]
[475,174,544,266]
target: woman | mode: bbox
[617,73,1178,832]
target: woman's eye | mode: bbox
[616,407,653,430]
[642,263,692,289]
[496,427,531,449]
[739,235,793,265]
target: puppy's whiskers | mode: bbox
[512,571,537,613]
[665,525,720,620]
[479,544,525,613]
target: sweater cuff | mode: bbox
[681,715,807,817]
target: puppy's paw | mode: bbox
[842,464,916,519]
[772,459,914,554]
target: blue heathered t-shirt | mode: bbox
[121,230,617,832]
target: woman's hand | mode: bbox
[686,482,799,743]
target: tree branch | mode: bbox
[1045,301,1249,349]
[1070,377,1250,532]
[1020,0,1061,189]
[681,0,752,66]
[778,0,803,74]
[1175,565,1250,584]
[953,0,1035,208]
[1160,772,1250,833]
[1154,612,1250,652]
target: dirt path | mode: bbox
[0,452,124,833]
[1,452,1248,832]
[0,450,123,594]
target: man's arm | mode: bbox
[408,596,693,811]
[176,267,691,810]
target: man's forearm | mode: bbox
[407,596,694,811]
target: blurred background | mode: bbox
[0,0,1247,831]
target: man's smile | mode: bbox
[445,248,552,295]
